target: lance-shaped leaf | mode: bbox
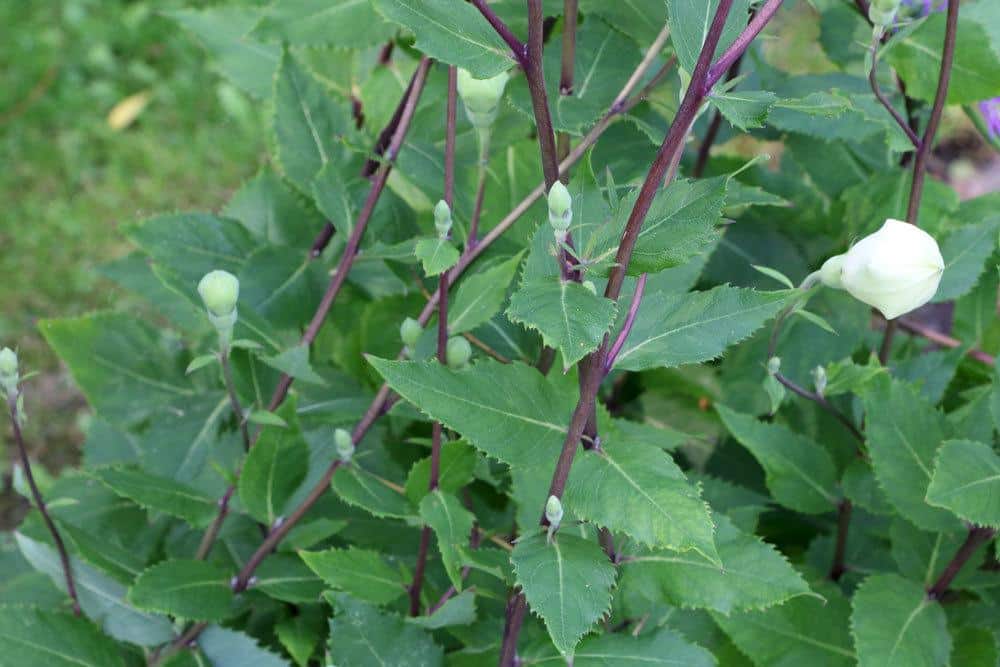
[407,590,477,629]
[563,440,718,564]
[252,0,395,49]
[253,553,324,604]
[199,626,291,667]
[405,441,478,505]
[15,534,174,647]
[420,491,475,591]
[861,378,961,532]
[301,547,407,605]
[367,358,575,468]
[239,408,309,525]
[579,0,668,45]
[717,406,840,514]
[850,574,951,667]
[0,607,125,667]
[621,514,813,614]
[713,580,855,667]
[611,286,793,371]
[888,520,972,588]
[668,0,755,74]
[511,532,617,660]
[326,593,443,666]
[507,278,617,369]
[509,21,641,134]
[373,0,514,77]
[128,560,233,622]
[274,51,354,193]
[932,219,1000,303]
[91,466,217,527]
[415,238,460,277]
[709,90,778,131]
[926,440,1000,528]
[449,253,524,334]
[330,463,415,519]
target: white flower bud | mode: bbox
[766,356,781,376]
[545,495,564,528]
[334,428,354,461]
[547,182,572,234]
[812,366,828,397]
[818,219,944,320]
[400,317,422,348]
[457,68,509,129]
[446,336,472,369]
[434,200,452,239]
[198,270,240,318]
[0,347,18,398]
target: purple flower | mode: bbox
[900,0,944,17]
[979,98,1000,138]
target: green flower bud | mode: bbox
[334,428,354,462]
[434,200,452,239]
[812,365,827,397]
[0,347,18,398]
[457,68,509,129]
[582,281,597,295]
[198,270,240,318]
[545,494,564,527]
[400,317,423,348]
[766,356,781,376]
[547,182,572,241]
[446,336,472,369]
[869,1,898,27]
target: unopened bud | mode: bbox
[446,336,472,369]
[812,366,828,397]
[0,347,18,398]
[766,356,781,376]
[434,200,452,239]
[582,281,597,295]
[545,495,564,528]
[869,0,900,26]
[400,317,422,347]
[457,69,510,129]
[198,270,240,318]
[334,428,354,461]
[547,182,572,235]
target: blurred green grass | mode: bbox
[0,0,266,467]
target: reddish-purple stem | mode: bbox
[604,273,647,373]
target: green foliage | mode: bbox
[9,1,1000,665]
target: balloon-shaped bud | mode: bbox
[400,317,422,348]
[434,200,453,239]
[766,356,781,376]
[457,68,509,129]
[547,182,573,240]
[0,347,18,397]
[812,365,828,397]
[198,270,240,318]
[334,428,355,462]
[446,336,472,369]
[545,495,564,528]
[819,219,944,320]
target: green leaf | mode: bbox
[717,405,840,513]
[199,625,291,667]
[301,547,407,605]
[40,313,195,425]
[407,590,477,629]
[563,440,718,563]
[326,593,443,666]
[887,14,1000,105]
[415,238,461,277]
[713,580,855,667]
[823,358,887,397]
[861,378,961,532]
[0,606,125,667]
[579,0,668,45]
[751,264,795,289]
[507,278,617,369]
[366,358,575,468]
[889,520,971,587]
[276,605,324,667]
[224,169,325,249]
[261,345,327,386]
[248,410,289,428]
[794,308,837,334]
[186,354,217,375]
[252,0,395,49]
[950,626,1000,667]
[509,21,640,135]
[92,466,217,527]
[611,286,793,372]
[330,463,416,519]
[932,219,1000,303]
[273,51,354,194]
[710,90,778,131]
[167,7,280,99]
[622,514,813,614]
[528,628,716,666]
[668,0,754,75]
[372,0,515,77]
[925,440,1000,528]
[404,441,478,505]
[850,573,951,667]
[511,532,617,659]
[253,554,324,604]
[589,177,727,276]
[449,253,524,334]
[419,491,476,590]
[240,411,309,525]
[15,534,174,647]
[129,560,233,621]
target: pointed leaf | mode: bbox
[407,590,477,629]
[415,238,461,277]
[240,410,309,525]
[0,607,125,667]
[129,560,233,621]
[200,625,291,667]
[301,547,407,605]
[926,440,1000,528]
[449,253,524,334]
[92,466,217,527]
[253,553,324,604]
[252,0,395,48]
[330,464,415,519]
[419,491,475,590]
[326,593,443,666]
